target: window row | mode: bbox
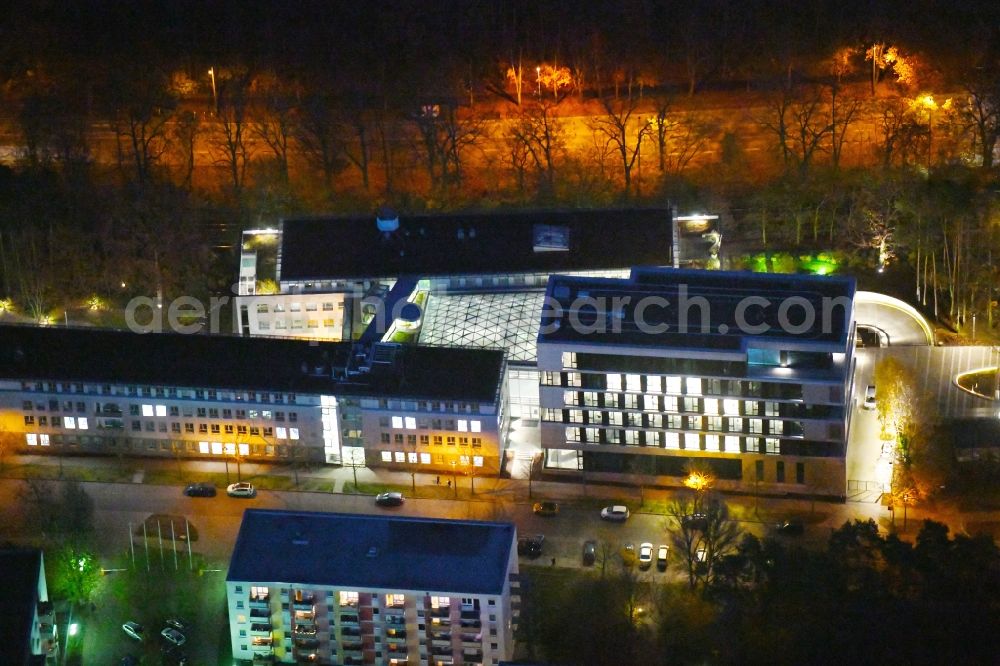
[130,404,297,421]
[256,301,339,313]
[563,427,784,455]
[373,398,481,414]
[126,421,297,439]
[257,319,337,331]
[564,392,787,416]
[379,433,483,447]
[23,435,301,457]
[552,410,793,436]
[382,416,482,432]
[24,415,89,429]
[19,382,297,404]
[541,371,807,401]
[379,450,485,467]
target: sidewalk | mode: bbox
[1,452,986,539]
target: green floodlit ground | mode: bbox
[738,252,843,275]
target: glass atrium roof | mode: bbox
[419,291,545,363]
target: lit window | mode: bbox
[665,376,681,393]
[199,441,209,454]
[686,378,702,395]
[665,432,679,449]
[728,417,743,432]
[391,416,403,429]
[746,437,760,453]
[766,438,781,455]
[26,433,37,446]
[460,455,470,466]
[725,436,740,453]
[430,596,450,609]
[211,442,223,455]
[684,433,700,449]
[224,442,236,455]
[749,418,762,434]
[606,374,621,391]
[238,443,249,456]
[64,417,76,429]
[339,591,358,606]
[276,427,287,439]
[770,420,784,435]
[420,453,431,464]
[39,434,49,446]
[723,399,740,416]
[394,451,405,462]
[142,404,154,417]
[471,420,481,433]
[473,456,484,467]
[381,451,392,462]
[155,404,167,417]
[626,374,642,392]
[407,452,418,463]
[705,434,721,451]
[404,417,416,430]
[289,428,299,440]
[643,395,658,411]
[703,398,718,415]
[458,419,468,432]
[664,396,678,412]
[646,376,662,393]
[386,593,405,606]
[78,417,88,430]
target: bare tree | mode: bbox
[829,84,863,168]
[652,100,717,175]
[212,72,254,197]
[410,104,485,191]
[172,110,200,189]
[507,101,565,198]
[252,74,298,184]
[959,62,1000,169]
[666,494,742,590]
[109,68,176,185]
[590,96,654,195]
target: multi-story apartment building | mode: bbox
[537,267,856,498]
[234,207,682,421]
[0,326,508,474]
[226,509,518,665]
[0,548,57,665]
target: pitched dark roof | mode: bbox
[0,549,43,666]
[540,267,856,348]
[0,326,504,403]
[227,510,515,596]
[278,208,673,281]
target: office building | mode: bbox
[0,326,507,474]
[226,509,518,665]
[537,267,856,498]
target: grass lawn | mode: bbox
[0,461,133,483]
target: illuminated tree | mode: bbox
[590,96,654,195]
[666,494,742,590]
[252,72,300,185]
[958,58,1000,169]
[507,101,566,198]
[536,64,573,101]
[107,66,177,186]
[212,70,255,198]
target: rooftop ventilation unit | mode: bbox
[376,205,400,233]
[533,224,569,252]
[366,546,379,558]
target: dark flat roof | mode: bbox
[540,268,855,348]
[278,208,673,281]
[0,549,42,666]
[227,510,515,595]
[0,326,504,403]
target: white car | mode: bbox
[862,385,876,410]
[122,621,144,641]
[161,626,186,646]
[226,481,256,498]
[600,505,630,522]
[638,542,653,569]
[656,545,669,571]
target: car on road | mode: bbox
[582,540,597,566]
[165,617,190,633]
[656,545,669,571]
[638,542,654,569]
[375,492,404,507]
[122,621,144,641]
[532,501,559,516]
[863,384,876,409]
[620,542,636,566]
[775,520,805,536]
[226,482,256,498]
[183,482,216,497]
[517,534,545,558]
[681,513,708,531]
[161,627,186,646]
[600,505,630,522]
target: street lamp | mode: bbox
[208,67,218,114]
[450,460,458,498]
[535,66,541,98]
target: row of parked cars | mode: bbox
[184,481,256,498]
[121,618,189,664]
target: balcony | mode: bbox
[384,614,406,626]
[340,626,361,638]
[250,607,270,619]
[385,628,407,639]
[341,639,364,651]
[429,607,451,618]
[250,595,270,610]
[458,618,481,629]
[250,622,272,636]
[96,417,124,430]
[294,607,316,622]
[431,644,454,655]
[293,593,316,611]
[295,637,321,649]
[340,613,360,626]
[293,624,318,636]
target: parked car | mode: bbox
[183,482,216,497]
[226,482,256,498]
[582,540,597,566]
[122,621,144,641]
[517,534,545,558]
[775,520,805,536]
[620,542,636,567]
[681,513,708,531]
[863,384,876,410]
[532,501,559,516]
[600,505,630,522]
[165,617,190,633]
[638,542,654,569]
[656,545,669,571]
[161,627,186,646]
[375,492,404,507]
